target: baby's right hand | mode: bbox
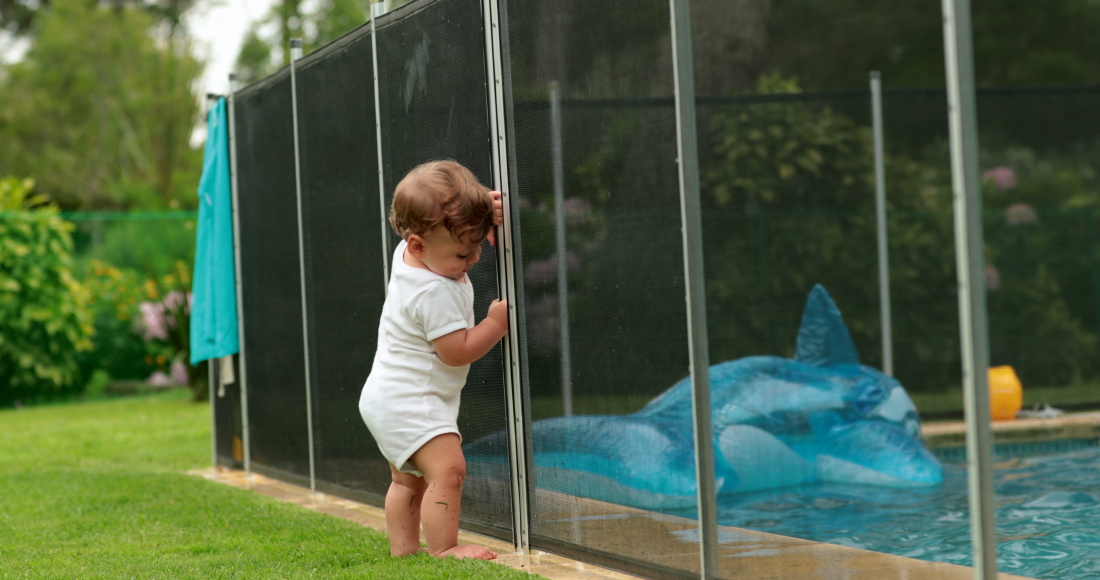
[487,299,509,333]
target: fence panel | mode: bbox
[373,0,514,537]
[498,0,702,575]
[295,28,393,499]
[233,72,312,483]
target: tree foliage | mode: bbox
[1,0,196,37]
[506,0,1100,98]
[757,0,1100,89]
[232,0,371,85]
[0,0,203,210]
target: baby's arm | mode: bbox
[433,299,508,367]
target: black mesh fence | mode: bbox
[294,29,390,499]
[232,71,311,484]
[503,1,695,575]
[216,0,1100,577]
[374,0,512,534]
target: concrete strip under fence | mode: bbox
[192,467,1034,580]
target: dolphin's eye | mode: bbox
[849,377,887,416]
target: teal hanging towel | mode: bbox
[190,97,239,364]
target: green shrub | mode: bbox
[696,77,1100,395]
[75,259,158,382]
[699,77,960,391]
[0,178,94,406]
[136,259,208,401]
[979,151,1100,387]
[70,214,196,276]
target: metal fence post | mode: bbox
[940,1,998,578]
[549,82,573,418]
[369,0,390,287]
[1089,208,1100,342]
[484,0,530,555]
[870,71,894,376]
[669,0,718,577]
[289,38,318,496]
[227,72,252,477]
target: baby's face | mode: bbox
[418,227,485,281]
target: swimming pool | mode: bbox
[663,441,1100,580]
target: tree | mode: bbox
[232,0,369,85]
[0,0,203,210]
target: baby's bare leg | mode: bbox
[410,433,497,560]
[385,463,426,556]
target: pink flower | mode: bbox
[162,290,190,330]
[1005,202,1038,226]
[982,167,1016,190]
[525,258,557,287]
[163,290,191,313]
[170,359,189,385]
[137,302,168,341]
[985,265,1001,291]
[561,198,592,226]
[135,291,192,341]
[147,370,173,386]
[526,293,562,353]
[524,252,582,287]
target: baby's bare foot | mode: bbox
[436,544,498,560]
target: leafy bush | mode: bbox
[700,78,958,392]
[0,178,93,406]
[75,256,209,401]
[133,259,208,401]
[517,78,1100,401]
[979,153,1100,387]
[75,260,158,383]
[71,215,196,276]
[699,77,1100,394]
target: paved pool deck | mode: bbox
[193,412,1100,579]
[922,410,1100,449]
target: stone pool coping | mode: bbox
[922,411,1100,448]
[193,463,1035,580]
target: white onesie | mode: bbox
[359,240,475,474]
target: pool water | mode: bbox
[663,444,1100,580]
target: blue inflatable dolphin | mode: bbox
[465,285,943,510]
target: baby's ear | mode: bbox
[406,234,426,258]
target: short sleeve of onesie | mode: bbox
[415,281,472,342]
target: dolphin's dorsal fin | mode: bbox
[793,284,860,367]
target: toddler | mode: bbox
[359,160,508,560]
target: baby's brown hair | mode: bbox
[389,160,495,243]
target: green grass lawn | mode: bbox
[0,391,535,579]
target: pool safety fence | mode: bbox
[211,0,1099,578]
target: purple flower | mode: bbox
[982,167,1016,190]
[1005,202,1037,226]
